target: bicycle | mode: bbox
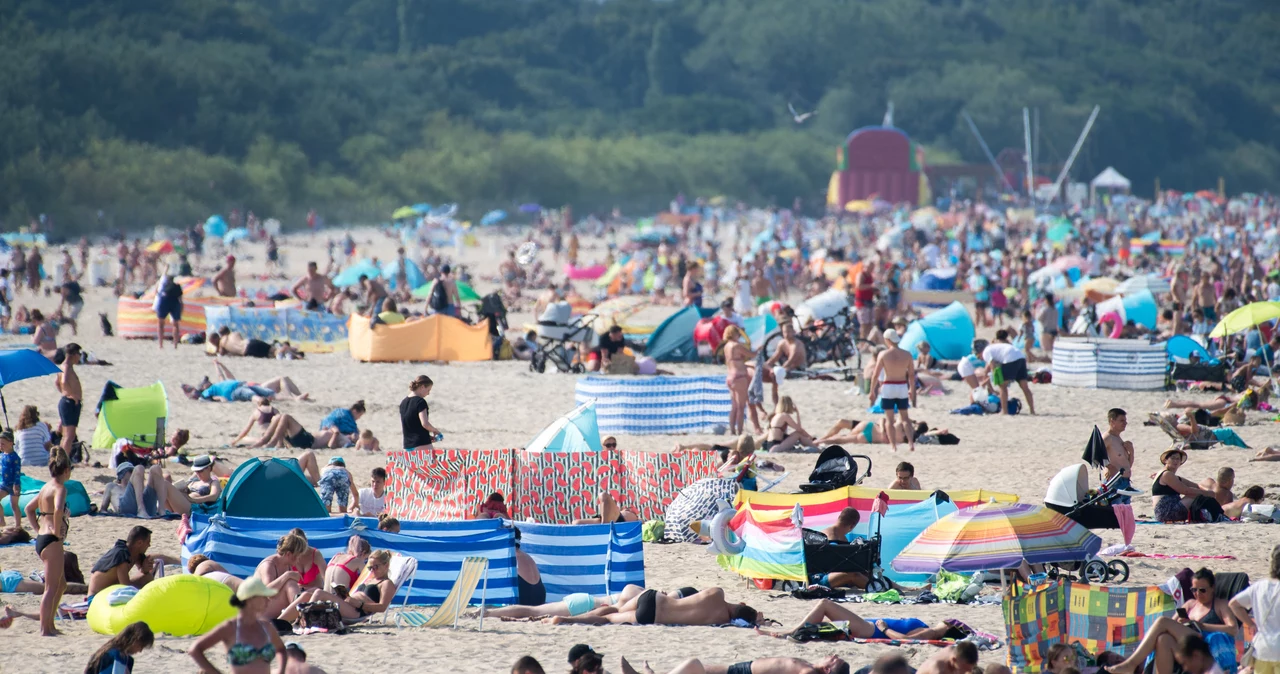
[761,307,876,373]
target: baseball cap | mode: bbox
[883,329,901,344]
[327,456,345,466]
[568,645,601,664]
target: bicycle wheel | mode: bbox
[760,329,785,361]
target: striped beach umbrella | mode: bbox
[891,502,1101,573]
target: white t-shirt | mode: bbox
[358,487,386,516]
[1233,578,1280,660]
[957,355,982,378]
[982,342,1025,365]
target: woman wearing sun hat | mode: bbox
[189,575,289,673]
[1152,448,1225,522]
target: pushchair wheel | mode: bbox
[1083,560,1109,583]
[530,353,547,373]
[1106,559,1130,583]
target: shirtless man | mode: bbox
[209,327,276,359]
[1193,273,1216,322]
[916,642,980,674]
[762,322,807,404]
[212,255,237,297]
[292,262,337,311]
[889,461,921,490]
[1103,408,1135,503]
[1197,467,1235,505]
[868,329,917,452]
[56,343,83,455]
[358,274,388,314]
[620,655,849,674]
[543,586,759,627]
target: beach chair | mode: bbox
[1148,412,1219,451]
[389,556,489,630]
[345,554,418,626]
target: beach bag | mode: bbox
[1006,398,1022,415]
[294,601,346,632]
[642,519,665,543]
[788,621,851,643]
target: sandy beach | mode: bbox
[1,228,1277,673]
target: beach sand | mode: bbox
[1,228,1276,673]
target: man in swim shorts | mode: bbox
[760,599,954,644]
[56,343,83,456]
[87,525,176,596]
[490,585,699,620]
[869,329,917,452]
[543,586,757,627]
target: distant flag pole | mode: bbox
[1047,105,1101,205]
[962,111,1016,193]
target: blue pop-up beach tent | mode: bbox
[898,301,976,360]
[526,402,602,453]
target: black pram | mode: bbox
[799,446,872,493]
[1044,463,1126,529]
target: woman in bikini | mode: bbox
[721,325,753,436]
[23,447,72,636]
[324,535,371,593]
[279,550,397,622]
[287,528,326,592]
[761,396,816,452]
[30,309,58,358]
[573,491,640,525]
[189,576,289,674]
[252,533,308,619]
[229,397,280,447]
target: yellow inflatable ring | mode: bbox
[88,575,238,636]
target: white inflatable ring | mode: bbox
[710,508,746,556]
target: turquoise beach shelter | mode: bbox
[526,402,602,453]
[219,458,328,518]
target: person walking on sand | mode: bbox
[869,329,917,452]
[56,343,83,456]
[153,265,184,349]
[212,255,237,297]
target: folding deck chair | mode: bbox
[1148,412,1220,452]
[390,556,489,630]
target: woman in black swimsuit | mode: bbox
[1152,449,1223,522]
[1180,568,1237,635]
[23,447,72,636]
[513,530,546,606]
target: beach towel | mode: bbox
[1211,428,1249,448]
[1114,504,1135,545]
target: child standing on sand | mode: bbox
[0,430,21,529]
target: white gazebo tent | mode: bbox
[1090,167,1131,204]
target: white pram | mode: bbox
[530,301,593,373]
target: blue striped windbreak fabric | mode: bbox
[575,375,730,435]
[182,515,644,606]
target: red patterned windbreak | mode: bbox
[385,449,720,523]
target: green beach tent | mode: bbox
[91,381,169,450]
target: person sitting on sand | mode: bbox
[1178,568,1238,636]
[183,359,310,402]
[376,514,400,533]
[253,533,309,618]
[1152,449,1225,523]
[1223,485,1265,518]
[319,401,365,442]
[542,586,760,627]
[355,467,387,517]
[888,462,921,490]
[715,435,784,492]
[353,430,380,452]
[230,396,281,447]
[323,535,371,594]
[1198,466,1237,505]
[278,549,396,622]
[513,528,545,606]
[208,326,303,360]
[761,396,816,452]
[284,641,329,674]
[474,492,510,519]
[572,491,639,525]
[619,654,849,674]
[87,526,179,596]
[1100,618,1223,674]
[286,528,327,592]
[511,655,545,674]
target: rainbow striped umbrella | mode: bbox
[891,502,1101,573]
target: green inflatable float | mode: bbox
[88,575,237,636]
[1,474,91,518]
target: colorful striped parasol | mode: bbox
[891,501,1101,573]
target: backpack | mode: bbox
[428,281,448,312]
[788,621,851,643]
[294,601,347,633]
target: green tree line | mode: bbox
[1,0,1277,230]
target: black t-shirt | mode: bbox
[400,396,432,449]
[91,539,133,574]
[600,332,627,358]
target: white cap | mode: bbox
[884,329,901,344]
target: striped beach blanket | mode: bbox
[575,375,731,435]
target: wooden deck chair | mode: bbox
[345,554,417,625]
[390,556,489,630]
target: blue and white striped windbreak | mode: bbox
[183,515,644,606]
[575,375,730,435]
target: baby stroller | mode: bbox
[801,510,890,592]
[799,446,873,493]
[1042,463,1133,583]
[530,301,593,374]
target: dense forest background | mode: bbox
[2,0,1278,230]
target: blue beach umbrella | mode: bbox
[481,210,507,226]
[0,348,61,426]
